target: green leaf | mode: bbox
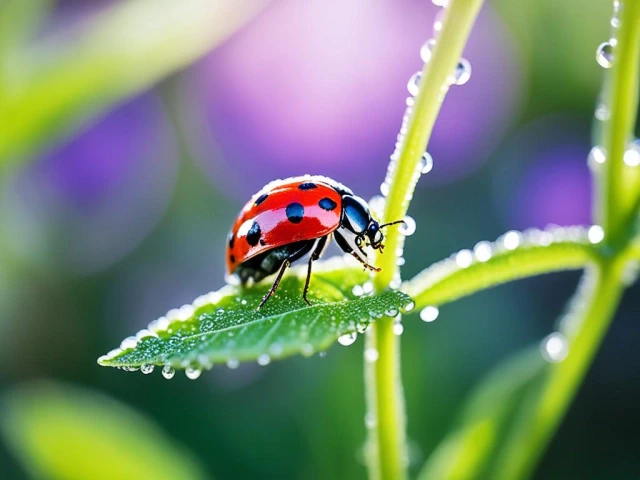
[0,0,268,164]
[98,258,414,374]
[1,381,208,480]
[404,226,601,311]
[418,348,546,480]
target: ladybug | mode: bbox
[226,175,404,309]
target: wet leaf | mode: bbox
[98,258,413,373]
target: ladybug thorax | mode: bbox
[338,194,384,254]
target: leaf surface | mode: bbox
[98,259,413,373]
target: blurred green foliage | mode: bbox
[1,381,208,480]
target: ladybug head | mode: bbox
[341,195,405,252]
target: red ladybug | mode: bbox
[226,175,403,308]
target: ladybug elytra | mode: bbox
[226,175,403,309]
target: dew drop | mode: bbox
[451,58,471,85]
[185,367,202,380]
[362,281,374,295]
[433,10,445,35]
[420,306,439,322]
[301,343,314,357]
[338,332,358,346]
[393,322,404,336]
[624,140,640,166]
[257,353,271,366]
[365,412,377,429]
[120,336,138,350]
[407,71,422,96]
[368,195,386,215]
[473,241,493,262]
[227,358,239,369]
[241,299,247,305]
[352,285,365,297]
[401,301,415,313]
[420,39,436,63]
[588,146,606,170]
[364,347,379,363]
[596,42,614,68]
[432,0,449,6]
[503,230,522,250]
[455,249,473,268]
[587,225,605,244]
[540,332,568,363]
[140,364,154,375]
[356,322,369,334]
[595,104,610,121]
[380,182,390,197]
[385,308,399,318]
[161,365,175,379]
[420,152,434,174]
[397,257,406,266]
[400,216,416,236]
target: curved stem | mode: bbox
[492,2,640,477]
[493,259,626,479]
[364,1,484,479]
[404,233,600,310]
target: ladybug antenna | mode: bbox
[379,219,406,230]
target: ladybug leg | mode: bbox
[258,259,291,309]
[348,252,381,273]
[334,230,381,272]
[302,236,330,306]
[258,241,316,310]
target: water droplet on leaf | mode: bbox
[162,365,175,379]
[338,332,358,346]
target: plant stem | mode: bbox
[598,0,640,246]
[405,233,600,310]
[493,259,626,480]
[492,2,640,477]
[364,1,484,479]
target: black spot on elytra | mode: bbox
[229,254,236,264]
[228,232,235,249]
[260,239,266,246]
[319,197,337,211]
[298,182,317,190]
[286,202,304,224]
[255,193,268,206]
[246,221,261,246]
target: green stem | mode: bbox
[404,233,600,310]
[493,259,626,480]
[364,1,484,479]
[492,2,640,477]
[598,0,640,246]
